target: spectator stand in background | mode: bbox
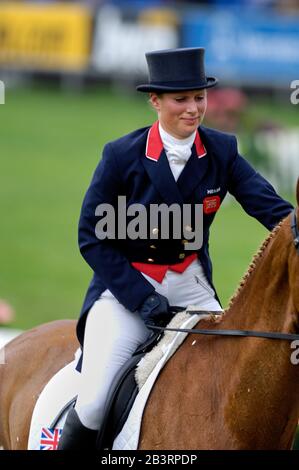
[205,87,299,194]
[90,3,179,88]
[205,87,248,133]
[253,126,299,193]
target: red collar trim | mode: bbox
[145,121,163,161]
[145,121,207,161]
[194,130,207,158]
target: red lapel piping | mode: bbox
[145,121,207,161]
[194,130,207,158]
[145,121,163,161]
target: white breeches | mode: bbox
[75,259,222,429]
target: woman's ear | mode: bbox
[149,93,161,112]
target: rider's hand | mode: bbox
[138,293,173,327]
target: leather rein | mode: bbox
[149,208,299,342]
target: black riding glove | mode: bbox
[138,292,172,327]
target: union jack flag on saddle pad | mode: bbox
[40,427,62,450]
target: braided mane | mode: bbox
[226,220,284,310]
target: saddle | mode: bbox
[28,308,209,450]
[48,331,161,450]
[96,331,161,449]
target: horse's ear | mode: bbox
[297,178,299,206]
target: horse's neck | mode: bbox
[141,222,298,449]
[223,223,293,333]
[215,223,298,448]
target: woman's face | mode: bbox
[150,89,207,139]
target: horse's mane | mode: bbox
[226,219,284,310]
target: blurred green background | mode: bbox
[0,85,296,330]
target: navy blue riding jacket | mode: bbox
[76,123,293,346]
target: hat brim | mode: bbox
[136,77,218,93]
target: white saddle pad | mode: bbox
[113,311,204,449]
[28,310,215,450]
[27,351,81,450]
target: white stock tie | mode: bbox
[167,144,192,164]
[159,123,196,181]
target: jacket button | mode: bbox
[179,253,185,259]
[150,245,157,249]
[182,239,189,245]
[152,228,159,235]
[185,225,192,232]
[147,258,154,262]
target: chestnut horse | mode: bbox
[0,184,298,450]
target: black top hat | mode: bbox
[136,47,218,93]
